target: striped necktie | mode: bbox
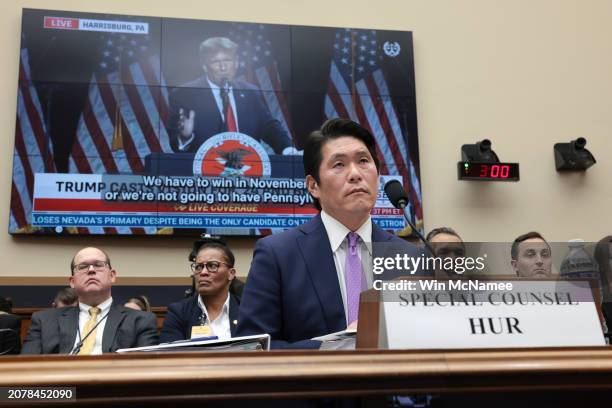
[78,307,101,355]
[345,232,364,325]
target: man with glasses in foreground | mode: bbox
[21,247,158,354]
[160,241,240,342]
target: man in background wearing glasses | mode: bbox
[160,241,240,343]
[426,226,466,279]
[21,247,158,355]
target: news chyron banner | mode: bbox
[31,173,404,232]
[12,9,422,236]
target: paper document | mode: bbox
[160,335,218,345]
[312,328,357,342]
[116,334,270,353]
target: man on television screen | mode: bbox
[169,37,292,155]
[237,118,420,349]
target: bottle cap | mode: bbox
[568,238,585,248]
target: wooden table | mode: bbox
[2,347,612,406]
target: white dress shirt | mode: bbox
[197,293,232,340]
[320,211,373,324]
[73,297,113,355]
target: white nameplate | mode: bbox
[379,280,605,349]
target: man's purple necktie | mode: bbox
[345,232,364,325]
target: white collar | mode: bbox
[206,77,231,92]
[320,210,372,252]
[197,292,230,319]
[79,296,112,315]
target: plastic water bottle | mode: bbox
[560,239,607,338]
[560,239,600,280]
[560,238,602,302]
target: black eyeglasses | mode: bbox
[73,261,109,274]
[190,261,232,274]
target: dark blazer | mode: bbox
[236,214,420,349]
[0,313,22,355]
[168,77,291,154]
[21,302,158,354]
[159,293,240,343]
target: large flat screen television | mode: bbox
[11,8,422,236]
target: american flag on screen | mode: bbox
[324,28,423,228]
[228,23,294,235]
[68,31,172,234]
[228,23,295,145]
[10,47,56,233]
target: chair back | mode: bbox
[0,328,18,355]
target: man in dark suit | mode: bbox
[237,118,420,349]
[0,297,21,355]
[160,241,241,342]
[21,247,158,355]
[169,37,292,155]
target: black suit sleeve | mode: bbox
[159,303,187,343]
[251,91,292,154]
[168,88,186,152]
[20,312,43,355]
[237,239,321,349]
[134,311,159,348]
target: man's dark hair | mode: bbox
[190,240,235,267]
[426,227,463,243]
[303,118,380,210]
[53,287,78,307]
[69,248,112,276]
[0,297,12,313]
[511,231,549,260]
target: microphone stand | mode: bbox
[397,200,435,256]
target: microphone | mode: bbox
[383,179,434,255]
[221,78,230,93]
[384,179,409,209]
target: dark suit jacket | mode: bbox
[168,77,291,154]
[236,214,420,349]
[159,293,240,343]
[0,313,22,355]
[21,302,158,354]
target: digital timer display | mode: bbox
[457,162,520,181]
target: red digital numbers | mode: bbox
[490,165,499,178]
[480,164,510,178]
[500,165,509,178]
[479,164,488,177]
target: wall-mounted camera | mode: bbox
[461,139,499,163]
[554,138,596,171]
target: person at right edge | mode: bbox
[237,118,421,349]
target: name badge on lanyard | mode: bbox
[191,324,212,339]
